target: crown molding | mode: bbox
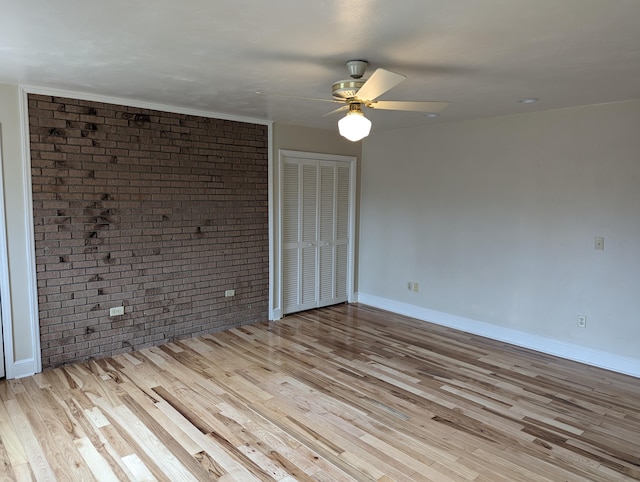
[19,84,272,126]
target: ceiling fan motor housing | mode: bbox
[332,60,370,100]
[332,79,366,100]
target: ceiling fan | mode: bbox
[258,60,450,142]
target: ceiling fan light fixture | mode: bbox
[338,104,372,142]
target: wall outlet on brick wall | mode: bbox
[225,289,235,297]
[110,306,125,317]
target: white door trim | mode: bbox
[0,129,11,378]
[271,149,357,319]
[17,86,42,378]
[0,88,39,379]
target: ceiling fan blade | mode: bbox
[368,100,450,113]
[322,105,349,117]
[254,91,341,104]
[355,68,406,101]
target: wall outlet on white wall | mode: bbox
[595,237,604,250]
[578,315,587,328]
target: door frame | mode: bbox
[271,149,357,320]
[0,130,12,378]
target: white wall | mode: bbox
[359,100,640,372]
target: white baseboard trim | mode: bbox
[356,293,640,379]
[11,358,39,379]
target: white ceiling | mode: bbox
[2,0,639,133]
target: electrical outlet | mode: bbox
[225,289,235,297]
[109,306,124,317]
[413,282,420,292]
[578,315,586,328]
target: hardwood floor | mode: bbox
[1,304,639,481]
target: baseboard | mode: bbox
[356,293,640,379]
[270,307,283,321]
[10,358,39,379]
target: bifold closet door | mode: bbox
[283,161,318,313]
[282,158,350,315]
[318,162,350,307]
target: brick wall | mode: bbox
[28,94,269,368]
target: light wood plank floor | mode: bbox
[1,304,639,481]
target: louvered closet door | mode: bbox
[334,163,350,302]
[283,160,320,313]
[318,162,350,306]
[282,157,351,315]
